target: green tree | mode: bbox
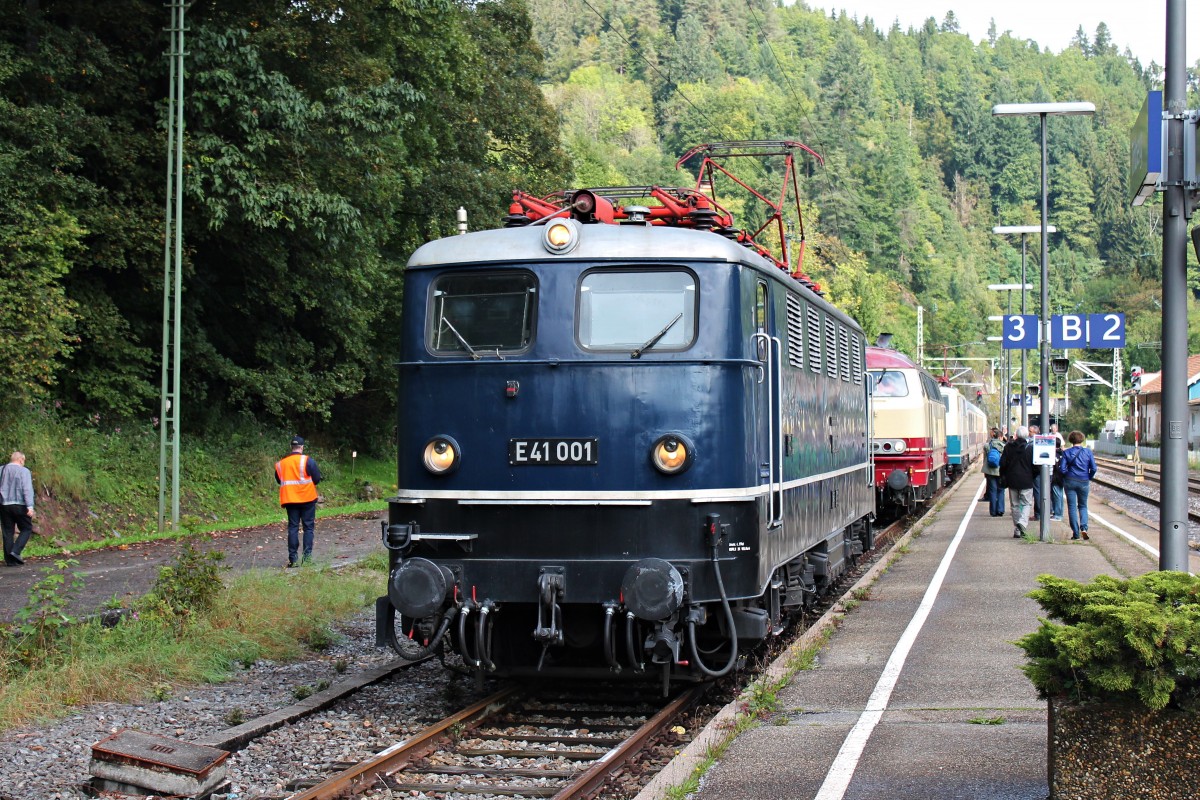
[0,207,80,407]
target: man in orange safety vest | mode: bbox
[275,435,323,567]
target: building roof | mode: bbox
[1138,353,1200,395]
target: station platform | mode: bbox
[638,468,1182,800]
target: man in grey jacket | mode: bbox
[1,451,35,566]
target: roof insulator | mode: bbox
[625,205,651,225]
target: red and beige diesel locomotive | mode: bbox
[867,344,948,513]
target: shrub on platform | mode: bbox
[1018,571,1200,800]
[1017,571,1200,711]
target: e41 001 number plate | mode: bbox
[509,438,598,466]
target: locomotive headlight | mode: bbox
[651,434,694,475]
[422,436,461,475]
[543,219,581,254]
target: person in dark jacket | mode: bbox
[1057,430,1097,541]
[981,428,1005,516]
[999,426,1035,538]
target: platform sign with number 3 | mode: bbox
[1002,314,1039,350]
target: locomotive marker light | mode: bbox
[422,436,461,475]
[542,219,581,254]
[993,102,1095,543]
[651,434,694,474]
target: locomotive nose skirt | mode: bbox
[622,558,685,621]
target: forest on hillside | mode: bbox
[1,0,1197,444]
[530,0,1200,426]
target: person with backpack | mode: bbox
[999,426,1035,539]
[981,428,1005,516]
[1057,430,1097,541]
[1049,426,1065,521]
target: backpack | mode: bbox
[986,444,1001,468]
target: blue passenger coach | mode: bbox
[379,180,874,684]
[940,383,988,478]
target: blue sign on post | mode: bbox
[1088,313,1126,348]
[1002,314,1039,350]
[1043,313,1126,349]
[1050,314,1089,348]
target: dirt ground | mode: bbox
[0,511,387,623]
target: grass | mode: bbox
[0,562,385,732]
[0,407,395,555]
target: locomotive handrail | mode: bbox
[771,335,784,528]
[754,332,784,529]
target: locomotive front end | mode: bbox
[379,171,873,686]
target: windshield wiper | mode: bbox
[442,317,481,360]
[631,313,683,359]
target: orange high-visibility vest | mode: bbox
[276,454,318,506]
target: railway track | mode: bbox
[1092,459,1200,525]
[1096,456,1200,494]
[285,684,705,800]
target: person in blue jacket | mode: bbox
[981,428,1006,516]
[1057,431,1097,541]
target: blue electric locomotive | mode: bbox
[379,143,875,684]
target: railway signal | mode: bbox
[1130,365,1144,481]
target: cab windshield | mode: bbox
[429,272,537,355]
[577,269,697,351]
[869,370,909,397]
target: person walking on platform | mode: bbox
[1028,424,1042,521]
[1057,430,1096,541]
[1049,424,1065,521]
[275,435,322,567]
[982,428,1005,516]
[0,451,35,566]
[999,426,1035,538]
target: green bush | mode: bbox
[145,538,227,631]
[1016,572,1200,712]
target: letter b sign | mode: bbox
[1049,313,1126,349]
[1050,314,1087,348]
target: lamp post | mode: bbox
[992,226,1056,429]
[987,282,1033,431]
[993,102,1095,543]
